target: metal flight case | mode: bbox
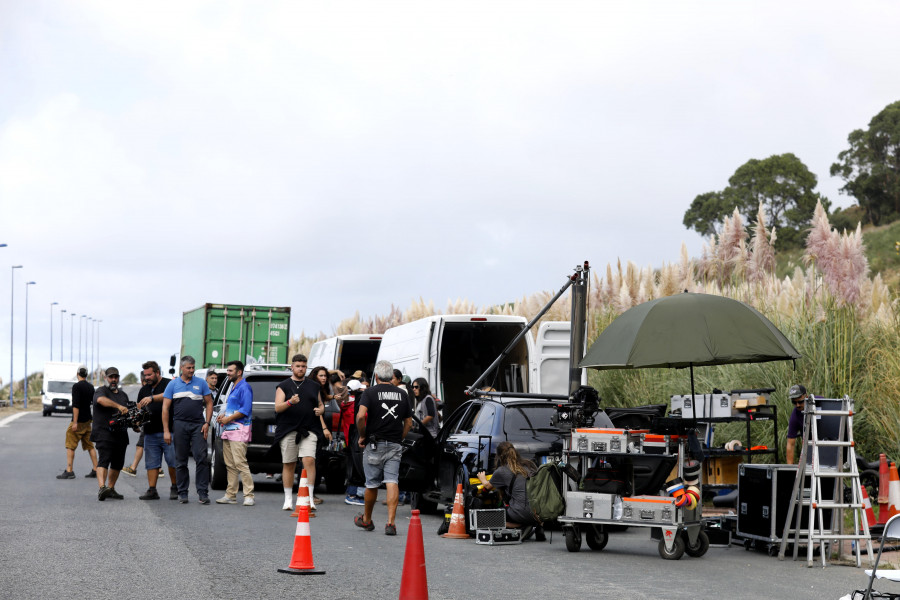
[557,427,707,560]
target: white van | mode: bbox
[41,361,83,417]
[307,334,383,378]
[376,315,571,418]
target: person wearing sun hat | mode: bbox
[786,384,811,464]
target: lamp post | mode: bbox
[24,281,35,409]
[96,320,102,385]
[50,302,58,361]
[9,265,22,407]
[60,309,66,361]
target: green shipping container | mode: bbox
[181,304,291,368]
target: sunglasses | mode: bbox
[412,385,420,389]
[792,399,804,405]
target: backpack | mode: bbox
[510,463,566,524]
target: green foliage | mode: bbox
[684,153,829,249]
[122,372,139,385]
[831,100,900,226]
[859,220,900,276]
[829,204,866,233]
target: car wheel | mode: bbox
[210,437,227,491]
[584,525,608,551]
[658,535,686,560]
[42,409,50,417]
[410,492,438,515]
[684,530,709,558]
[564,526,582,552]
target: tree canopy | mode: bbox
[683,153,829,248]
[831,100,900,226]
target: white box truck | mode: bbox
[307,334,383,378]
[41,361,83,417]
[375,315,563,418]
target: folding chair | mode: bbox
[862,513,900,600]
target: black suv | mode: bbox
[398,397,564,512]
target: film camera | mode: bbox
[551,385,601,431]
[108,402,150,432]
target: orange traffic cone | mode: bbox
[887,462,900,520]
[277,505,325,575]
[441,484,469,539]
[399,509,429,600]
[877,454,890,524]
[292,469,314,518]
[861,485,877,530]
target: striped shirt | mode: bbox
[163,376,211,423]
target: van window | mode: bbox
[454,403,482,434]
[337,340,381,379]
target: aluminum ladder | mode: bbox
[777,396,873,567]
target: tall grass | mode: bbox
[291,201,899,461]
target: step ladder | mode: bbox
[777,396,873,567]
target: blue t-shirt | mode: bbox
[163,376,211,423]
[223,379,252,429]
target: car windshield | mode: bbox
[48,381,74,393]
[247,377,285,404]
[504,405,558,440]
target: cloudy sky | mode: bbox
[1,1,898,381]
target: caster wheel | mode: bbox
[659,535,686,560]
[585,525,608,551]
[684,531,709,558]
[564,527,582,552]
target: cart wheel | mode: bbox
[767,544,779,557]
[564,527,582,552]
[743,539,752,551]
[658,535,686,560]
[585,525,609,551]
[684,530,709,558]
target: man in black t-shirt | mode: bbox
[91,367,130,501]
[273,354,325,511]
[354,360,412,536]
[56,367,98,479]
[136,360,174,500]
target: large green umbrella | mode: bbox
[579,292,800,400]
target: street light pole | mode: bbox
[50,302,58,362]
[69,312,73,361]
[60,309,66,362]
[96,320,102,385]
[24,281,35,409]
[9,265,22,407]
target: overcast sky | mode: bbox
[1,1,898,381]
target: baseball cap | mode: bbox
[401,375,412,385]
[105,366,120,377]
[789,384,806,399]
[347,380,362,391]
[352,370,365,379]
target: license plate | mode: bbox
[267,425,276,434]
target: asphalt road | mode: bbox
[0,412,883,600]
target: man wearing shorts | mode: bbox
[163,356,213,504]
[91,367,130,501]
[274,354,325,512]
[354,360,412,536]
[136,360,175,500]
[56,367,98,479]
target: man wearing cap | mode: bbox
[56,366,98,479]
[163,355,214,504]
[786,384,810,464]
[91,367,131,501]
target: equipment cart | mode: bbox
[557,427,709,560]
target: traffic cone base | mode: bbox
[441,484,470,539]
[279,506,325,575]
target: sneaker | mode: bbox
[169,486,178,500]
[313,496,324,505]
[265,474,274,479]
[354,514,375,531]
[98,486,111,501]
[158,470,165,478]
[107,488,124,500]
[122,466,137,477]
[282,500,293,511]
[198,497,210,505]
[56,470,75,479]
[179,496,188,504]
[139,488,160,500]
[345,494,365,505]
[215,496,237,504]
[85,470,97,478]
[243,497,255,506]
[385,523,397,536]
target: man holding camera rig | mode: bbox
[91,367,131,501]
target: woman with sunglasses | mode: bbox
[785,383,811,464]
[411,378,440,438]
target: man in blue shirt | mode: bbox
[163,355,213,504]
[215,360,255,506]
